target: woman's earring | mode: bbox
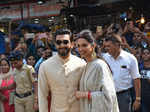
[91,51,97,59]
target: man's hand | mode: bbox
[132,99,141,111]
[33,102,39,111]
[121,37,129,48]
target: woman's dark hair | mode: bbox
[0,58,10,67]
[25,53,36,60]
[77,29,95,45]
[77,29,103,57]
[54,28,73,42]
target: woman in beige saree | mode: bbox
[75,29,119,112]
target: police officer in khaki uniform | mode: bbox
[0,51,37,112]
[14,51,37,112]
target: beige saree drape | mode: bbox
[80,59,119,112]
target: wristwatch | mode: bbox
[136,97,141,101]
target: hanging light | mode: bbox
[34,20,39,24]
[124,17,127,21]
[48,19,53,22]
[34,18,39,21]
[0,28,4,32]
[37,0,44,5]
[140,14,145,24]
[51,16,55,19]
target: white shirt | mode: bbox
[103,50,140,92]
[38,53,86,112]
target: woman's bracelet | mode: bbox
[88,92,91,100]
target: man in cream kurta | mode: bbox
[38,54,85,112]
[38,28,86,112]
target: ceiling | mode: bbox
[0,0,150,24]
[61,0,150,17]
[0,0,149,11]
[0,0,35,5]
[0,0,149,33]
[0,0,51,6]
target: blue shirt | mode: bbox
[0,33,6,54]
[34,57,44,74]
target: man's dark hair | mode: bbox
[54,28,73,42]
[105,34,122,45]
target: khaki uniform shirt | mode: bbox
[14,64,35,94]
[38,54,86,112]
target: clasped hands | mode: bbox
[75,91,89,99]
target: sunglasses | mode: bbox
[56,40,69,45]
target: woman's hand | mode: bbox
[75,91,88,99]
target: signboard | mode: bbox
[0,2,64,21]
[29,3,62,17]
[0,5,24,20]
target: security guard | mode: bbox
[1,51,37,112]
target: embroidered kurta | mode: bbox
[1,75,15,112]
[0,69,15,112]
[80,59,119,112]
[0,74,4,112]
[38,54,86,112]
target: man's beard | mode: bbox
[58,47,71,57]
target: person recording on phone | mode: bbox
[123,19,143,46]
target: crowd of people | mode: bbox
[0,18,149,112]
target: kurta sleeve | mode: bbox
[90,62,119,112]
[38,63,50,112]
